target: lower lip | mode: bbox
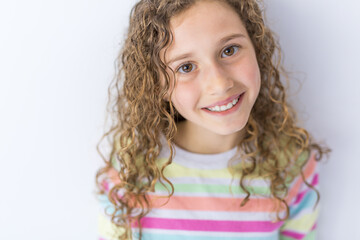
[202,93,244,116]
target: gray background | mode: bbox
[0,0,358,239]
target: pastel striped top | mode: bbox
[98,137,320,240]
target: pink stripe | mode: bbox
[101,180,109,192]
[281,222,316,239]
[311,173,319,186]
[280,230,305,239]
[311,223,317,230]
[133,217,284,232]
[294,173,319,204]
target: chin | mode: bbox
[208,123,247,136]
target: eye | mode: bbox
[176,63,196,74]
[221,45,240,58]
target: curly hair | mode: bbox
[95,0,330,239]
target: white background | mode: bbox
[0,0,358,239]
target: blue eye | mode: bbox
[221,45,239,58]
[177,63,195,74]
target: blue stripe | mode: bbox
[289,189,317,218]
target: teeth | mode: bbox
[207,97,239,112]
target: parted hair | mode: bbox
[96,0,329,239]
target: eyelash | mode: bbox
[221,45,240,58]
[176,45,241,74]
[176,62,194,74]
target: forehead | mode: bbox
[171,0,240,27]
[166,0,249,59]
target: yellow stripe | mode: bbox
[98,214,125,240]
[157,157,233,178]
[281,207,319,232]
[156,157,263,179]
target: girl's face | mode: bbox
[165,0,261,138]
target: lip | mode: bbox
[202,93,244,116]
[202,93,242,109]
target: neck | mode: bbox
[173,120,246,154]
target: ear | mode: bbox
[163,93,170,101]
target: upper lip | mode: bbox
[203,93,243,108]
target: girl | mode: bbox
[96,0,329,239]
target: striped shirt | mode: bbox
[98,137,320,240]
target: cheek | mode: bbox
[238,58,261,94]
[252,65,261,93]
[172,83,199,110]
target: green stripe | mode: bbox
[303,229,316,240]
[279,236,294,240]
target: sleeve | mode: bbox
[97,167,126,240]
[279,152,320,240]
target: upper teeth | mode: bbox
[207,97,239,112]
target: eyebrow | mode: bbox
[166,33,246,65]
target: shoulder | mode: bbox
[266,133,320,190]
[283,149,320,207]
[271,133,317,176]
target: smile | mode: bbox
[206,97,239,112]
[202,93,244,115]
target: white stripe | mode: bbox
[132,227,280,238]
[159,176,271,187]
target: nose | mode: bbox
[203,61,234,95]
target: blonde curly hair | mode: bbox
[96,0,329,239]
